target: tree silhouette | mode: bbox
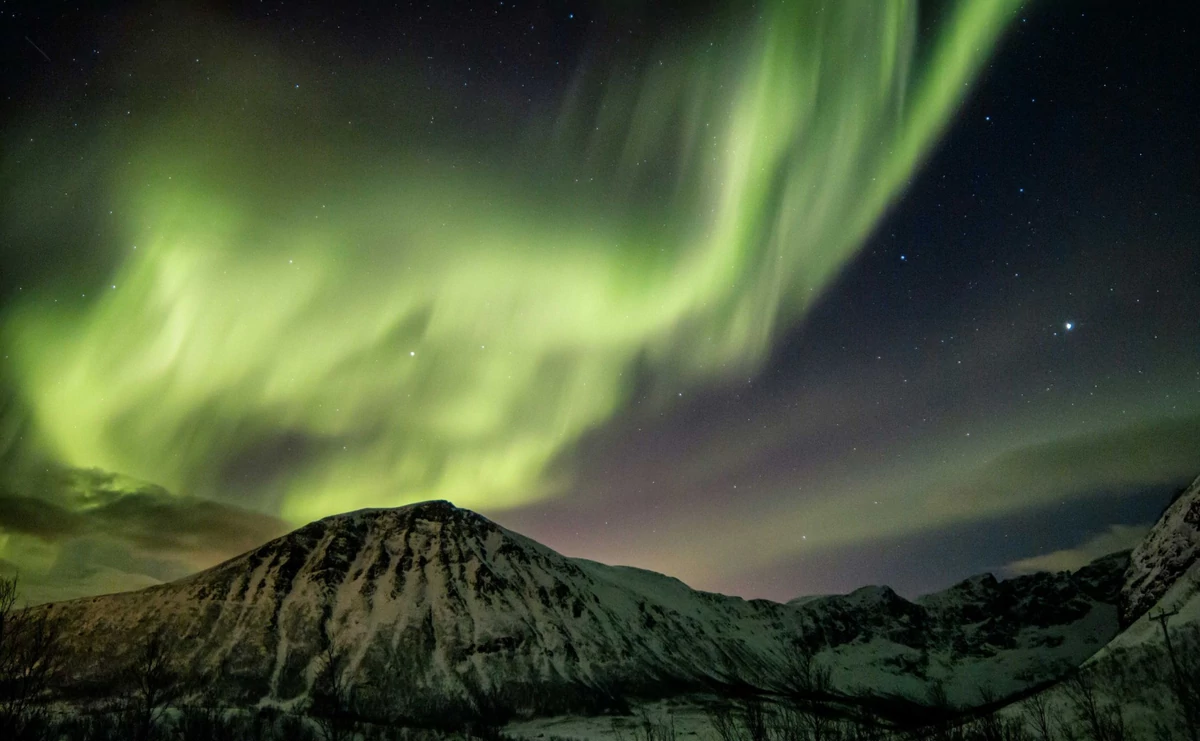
[0,574,62,740]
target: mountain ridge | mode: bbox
[29,498,1131,718]
[1119,474,1200,626]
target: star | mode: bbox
[1065,322,1074,331]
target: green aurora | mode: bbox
[2,1,1021,528]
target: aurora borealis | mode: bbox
[2,1,1198,604]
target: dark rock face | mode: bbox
[1120,475,1200,626]
[32,501,1129,716]
[1075,551,1134,603]
[914,555,1130,658]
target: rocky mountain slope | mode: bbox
[35,500,1127,717]
[1006,479,1200,741]
[1092,474,1200,664]
[1119,473,1200,626]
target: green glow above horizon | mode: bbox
[3,0,1021,523]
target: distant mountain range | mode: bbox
[34,473,1200,722]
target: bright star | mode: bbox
[1065,322,1073,331]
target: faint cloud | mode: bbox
[18,563,163,607]
[1004,524,1150,575]
[0,472,288,561]
[0,494,84,540]
[0,465,290,604]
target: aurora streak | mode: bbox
[2,1,1021,525]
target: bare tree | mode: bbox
[1175,624,1200,740]
[1020,691,1055,741]
[1061,672,1125,741]
[121,628,178,741]
[0,574,62,740]
[611,709,677,741]
[310,628,365,741]
[742,701,770,741]
[706,702,748,741]
[843,704,886,741]
[782,640,833,699]
[972,686,1008,741]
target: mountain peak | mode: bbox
[395,498,460,517]
[324,498,467,523]
[27,494,1136,717]
[310,499,507,547]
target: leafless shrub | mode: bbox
[707,702,748,741]
[612,709,677,741]
[1170,623,1200,741]
[120,628,179,741]
[1019,691,1055,741]
[174,704,238,741]
[783,640,834,699]
[706,697,895,741]
[275,711,319,741]
[1060,673,1125,741]
[744,700,771,741]
[0,574,63,740]
[310,628,370,741]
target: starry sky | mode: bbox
[1,0,1197,605]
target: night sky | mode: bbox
[1,0,1197,605]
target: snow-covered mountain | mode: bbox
[35,500,1127,716]
[1119,474,1200,626]
[1010,479,1200,741]
[786,551,1126,702]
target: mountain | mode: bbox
[1031,479,1200,741]
[34,500,1127,718]
[785,551,1126,702]
[1119,473,1200,626]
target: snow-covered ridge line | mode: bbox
[32,499,1128,714]
[1120,474,1200,626]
